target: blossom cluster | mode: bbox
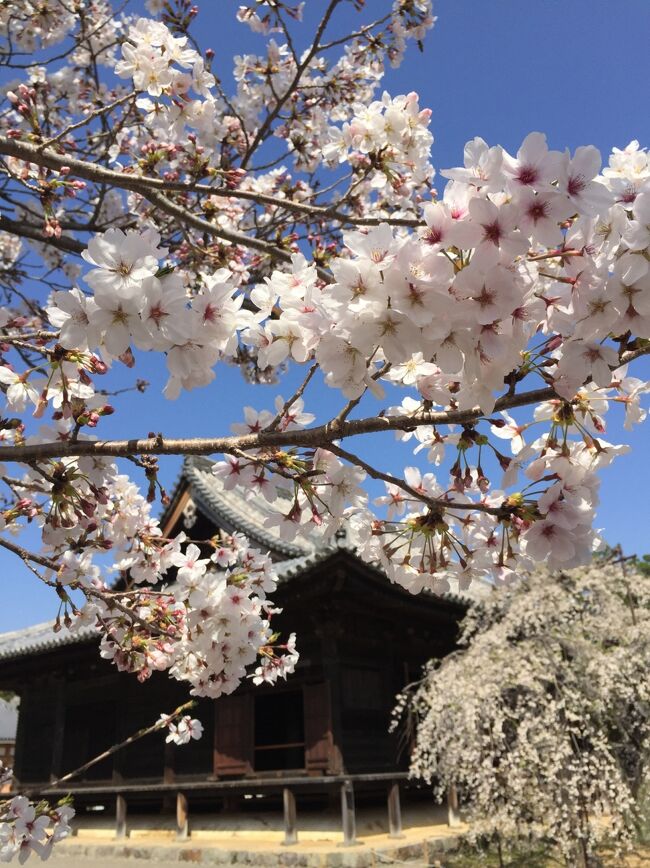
[15,131,650,600]
[77,531,299,697]
[115,17,214,101]
[0,0,77,51]
[322,91,434,207]
[395,557,650,861]
[0,792,74,863]
[47,230,243,397]
[158,713,204,746]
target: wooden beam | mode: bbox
[115,794,127,839]
[176,791,189,840]
[282,787,297,845]
[161,489,191,537]
[27,770,411,800]
[387,781,404,838]
[340,779,357,846]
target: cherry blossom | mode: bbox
[161,714,204,746]
[0,1,648,855]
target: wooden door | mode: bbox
[214,693,253,776]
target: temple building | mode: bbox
[0,457,471,843]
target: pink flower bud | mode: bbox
[89,355,108,374]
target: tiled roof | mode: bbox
[0,620,97,662]
[183,456,316,559]
[275,543,480,607]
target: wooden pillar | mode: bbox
[163,743,175,783]
[113,677,127,785]
[161,743,176,814]
[319,629,345,773]
[115,794,127,839]
[340,779,357,846]
[49,679,65,783]
[282,787,297,846]
[11,688,28,787]
[387,781,404,838]
[447,784,461,827]
[176,792,189,840]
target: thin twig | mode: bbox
[264,362,319,432]
[37,700,195,794]
[326,442,506,517]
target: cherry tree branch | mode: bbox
[265,361,319,432]
[144,189,302,267]
[0,384,558,461]
[0,136,422,229]
[39,90,137,149]
[239,0,344,169]
[0,537,175,638]
[0,337,645,465]
[0,139,340,278]
[0,535,60,572]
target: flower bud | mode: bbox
[89,355,107,374]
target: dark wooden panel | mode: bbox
[341,667,384,711]
[16,687,56,783]
[304,682,333,773]
[61,698,116,781]
[214,693,253,776]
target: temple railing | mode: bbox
[14,772,461,846]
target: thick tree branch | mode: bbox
[0,385,557,462]
[0,535,59,572]
[0,137,335,276]
[1,334,647,464]
[0,136,421,232]
[144,189,299,266]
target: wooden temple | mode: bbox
[0,456,469,844]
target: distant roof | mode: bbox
[0,698,18,742]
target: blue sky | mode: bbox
[1,0,650,631]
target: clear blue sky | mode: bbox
[2,0,650,631]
